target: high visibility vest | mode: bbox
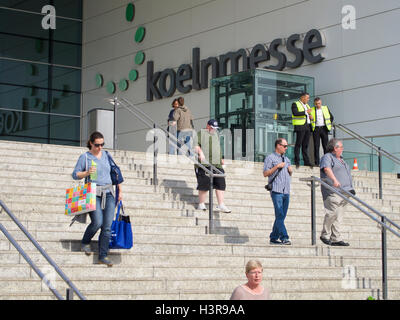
[292,101,311,126]
[311,106,332,131]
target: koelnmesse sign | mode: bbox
[147,29,325,101]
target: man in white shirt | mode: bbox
[311,97,334,166]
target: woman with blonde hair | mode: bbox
[230,260,270,300]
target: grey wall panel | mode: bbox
[82,0,400,152]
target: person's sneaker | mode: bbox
[281,239,292,245]
[269,239,281,245]
[198,203,207,211]
[98,257,113,267]
[331,241,350,246]
[81,244,91,256]
[320,236,331,245]
[216,204,231,213]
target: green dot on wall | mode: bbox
[95,74,104,88]
[119,79,129,91]
[135,51,145,65]
[27,64,36,76]
[126,3,135,22]
[35,39,44,54]
[106,81,116,94]
[135,26,146,43]
[129,69,138,81]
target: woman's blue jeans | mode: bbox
[270,192,290,241]
[177,130,193,157]
[82,193,115,259]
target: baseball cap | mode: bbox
[207,119,219,129]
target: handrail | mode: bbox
[333,122,400,199]
[0,200,86,300]
[300,176,400,300]
[333,122,400,165]
[107,97,226,234]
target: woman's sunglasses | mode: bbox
[94,143,105,147]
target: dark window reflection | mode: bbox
[0,2,82,146]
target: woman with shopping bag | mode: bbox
[72,131,122,267]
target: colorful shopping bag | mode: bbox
[65,182,96,216]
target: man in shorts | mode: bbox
[194,119,231,213]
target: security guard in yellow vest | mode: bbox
[291,92,313,168]
[311,97,334,166]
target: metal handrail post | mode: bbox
[208,172,214,234]
[0,201,86,300]
[378,147,383,200]
[153,123,158,186]
[382,216,388,300]
[300,176,400,300]
[311,180,316,245]
[0,222,64,300]
[113,97,117,150]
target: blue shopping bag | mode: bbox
[109,201,133,249]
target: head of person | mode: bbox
[245,260,263,287]
[86,131,105,150]
[172,98,179,109]
[275,138,288,155]
[299,92,310,104]
[177,96,184,106]
[326,138,344,157]
[206,119,219,133]
[314,97,322,109]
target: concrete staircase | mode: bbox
[0,140,399,300]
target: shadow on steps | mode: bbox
[59,239,122,264]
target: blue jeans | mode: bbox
[270,192,290,241]
[177,130,193,157]
[168,125,178,155]
[82,193,115,259]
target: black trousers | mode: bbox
[312,126,329,165]
[294,125,311,165]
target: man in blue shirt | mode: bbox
[263,138,293,245]
[319,139,354,246]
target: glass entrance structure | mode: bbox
[210,69,314,163]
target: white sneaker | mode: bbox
[216,204,231,213]
[198,203,207,211]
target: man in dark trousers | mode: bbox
[310,97,334,166]
[292,92,313,168]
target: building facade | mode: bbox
[1,0,399,170]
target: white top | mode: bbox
[316,108,324,127]
[230,285,270,300]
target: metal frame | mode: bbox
[0,200,86,300]
[300,176,400,300]
[333,122,400,199]
[109,97,226,234]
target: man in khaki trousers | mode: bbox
[319,139,355,246]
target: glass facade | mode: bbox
[211,69,314,163]
[342,136,400,173]
[0,1,82,145]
